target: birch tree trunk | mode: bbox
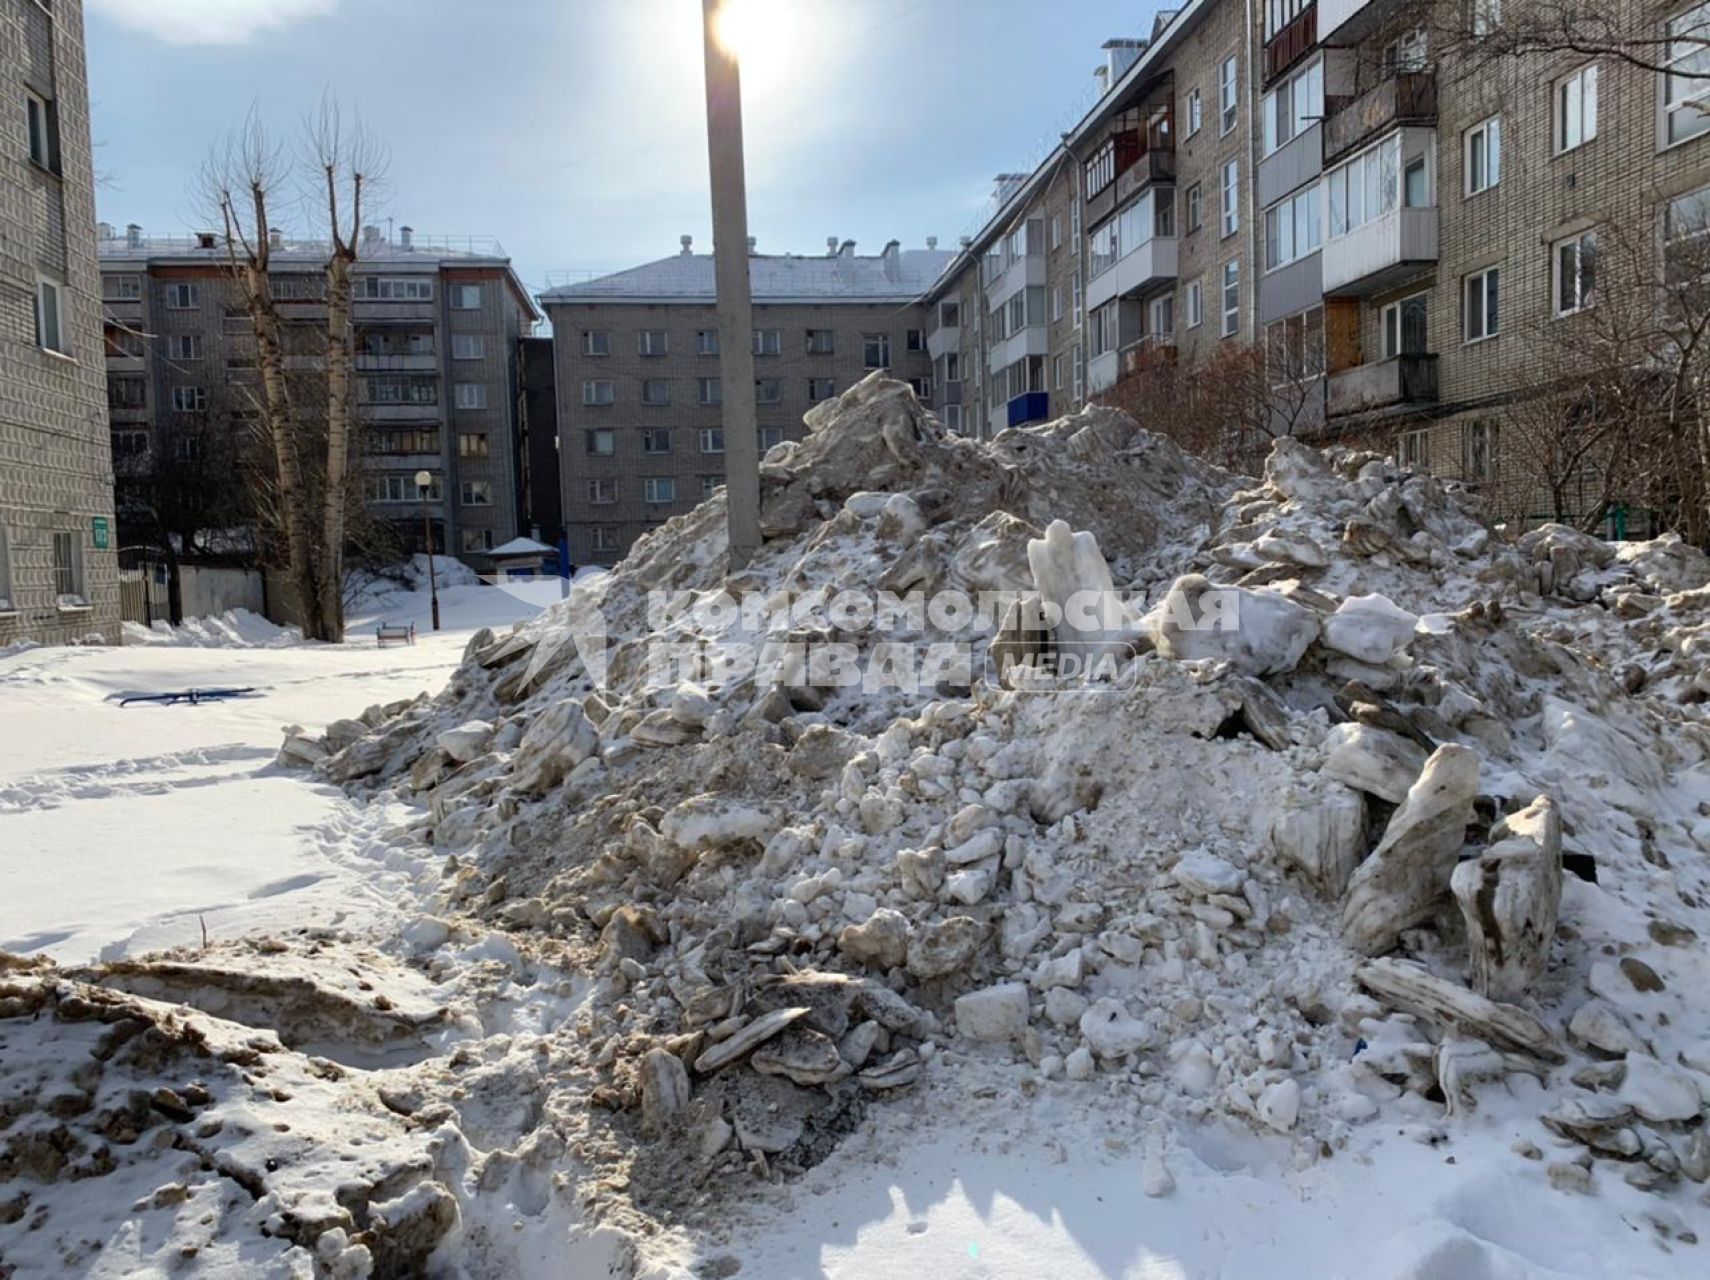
[318,243,354,641]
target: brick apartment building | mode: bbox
[98,226,541,569]
[541,238,951,565]
[0,0,118,646]
[917,0,1710,529]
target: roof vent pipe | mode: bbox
[680,234,694,255]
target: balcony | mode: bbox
[1324,72,1437,164]
[1318,0,1404,42]
[109,403,149,424]
[986,322,1050,375]
[1322,206,1437,295]
[105,352,145,373]
[1085,126,1174,226]
[926,323,960,360]
[1264,5,1317,84]
[356,352,439,372]
[1113,146,1177,207]
[1007,391,1050,428]
[1121,340,1176,377]
[362,402,443,422]
[1088,350,1120,395]
[989,252,1047,308]
[1327,353,1438,417]
[1086,236,1178,311]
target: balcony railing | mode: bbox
[356,353,439,372]
[1327,353,1438,417]
[1007,390,1050,428]
[1264,5,1317,84]
[1324,72,1437,164]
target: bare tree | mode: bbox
[1430,0,1710,81]
[200,114,326,636]
[303,96,387,642]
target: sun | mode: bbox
[711,0,793,67]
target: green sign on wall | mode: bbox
[91,516,109,550]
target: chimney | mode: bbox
[827,236,839,256]
[362,224,382,249]
[269,227,283,250]
[399,225,414,251]
[196,232,216,250]
[992,173,1027,205]
[126,223,142,249]
[747,235,756,252]
[926,236,938,250]
[839,239,856,258]
[881,239,901,280]
[1094,65,1109,94]
[96,220,113,241]
[680,234,694,255]
[1103,37,1146,83]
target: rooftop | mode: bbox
[96,224,510,268]
[540,241,955,306]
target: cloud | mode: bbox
[87,0,338,46]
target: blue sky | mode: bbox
[86,0,1161,293]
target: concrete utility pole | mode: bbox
[701,0,762,569]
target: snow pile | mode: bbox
[122,608,302,649]
[13,374,1710,1272]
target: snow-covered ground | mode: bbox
[0,580,550,962]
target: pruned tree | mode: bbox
[1430,0,1710,82]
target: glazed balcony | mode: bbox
[1324,71,1437,165]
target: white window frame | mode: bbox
[1463,419,1499,481]
[698,376,722,404]
[452,334,484,360]
[450,284,483,310]
[170,333,201,360]
[586,427,616,455]
[588,477,616,504]
[1186,88,1203,137]
[643,477,676,505]
[171,385,207,412]
[699,426,725,454]
[51,530,85,607]
[1186,278,1204,329]
[1398,427,1429,469]
[1665,4,1710,147]
[1262,57,1324,157]
[806,328,835,355]
[639,329,669,356]
[583,330,610,356]
[641,378,670,405]
[1221,160,1240,237]
[459,480,493,507]
[696,328,719,356]
[35,276,66,355]
[454,382,487,410]
[1464,116,1500,195]
[1381,292,1429,358]
[863,333,891,368]
[1219,55,1238,136]
[1221,260,1240,338]
[1553,230,1597,316]
[1463,266,1500,343]
[1555,63,1598,154]
[583,379,614,406]
[0,524,14,612]
[166,282,199,310]
[26,90,54,170]
[1263,181,1323,272]
[641,427,672,455]
[593,527,619,552]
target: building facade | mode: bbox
[98,227,540,569]
[542,239,950,565]
[0,0,118,646]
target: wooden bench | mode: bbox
[376,623,416,647]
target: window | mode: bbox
[363,376,437,405]
[52,531,84,605]
[1463,420,1498,481]
[759,426,785,450]
[643,477,676,504]
[588,478,616,504]
[367,473,442,503]
[0,525,12,612]
[1221,261,1241,337]
[104,274,142,301]
[945,353,959,381]
[639,329,669,356]
[1382,28,1428,73]
[1665,5,1710,146]
[1398,428,1429,470]
[1086,140,1119,198]
[698,377,722,404]
[1264,305,1325,384]
[1263,58,1324,156]
[806,328,835,354]
[1404,156,1428,208]
[906,328,924,352]
[1328,135,1401,237]
[25,91,58,172]
[171,386,207,412]
[454,383,487,410]
[1050,215,1063,250]
[1471,0,1502,37]
[1265,0,1312,39]
[938,301,960,327]
[699,427,725,453]
[460,480,493,506]
[583,330,610,356]
[1219,55,1238,135]
[112,429,148,458]
[583,380,614,406]
[863,334,891,368]
[696,328,719,356]
[1221,160,1240,237]
[461,528,494,553]
[450,284,483,310]
[753,328,781,356]
[169,333,201,360]
[1186,278,1204,329]
[1149,293,1174,339]
[370,428,438,455]
[1072,341,1084,401]
[166,282,199,310]
[458,432,489,458]
[1051,286,1063,322]
[586,428,615,455]
[1071,200,1082,252]
[452,334,484,360]
[1464,118,1500,199]
[1052,353,1065,390]
[642,427,672,454]
[808,377,835,401]
[756,377,781,404]
[35,277,65,354]
[593,527,619,552]
[1664,184,1710,280]
[1463,266,1500,341]
[356,277,434,301]
[1186,88,1203,137]
[944,404,964,432]
[1185,183,1203,233]
[1556,64,1598,153]
[702,476,723,499]
[1263,182,1323,271]
[1381,294,1430,358]
[641,378,670,406]
[1555,231,1597,315]
[109,377,145,408]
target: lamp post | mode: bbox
[702,0,762,570]
[414,469,441,631]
